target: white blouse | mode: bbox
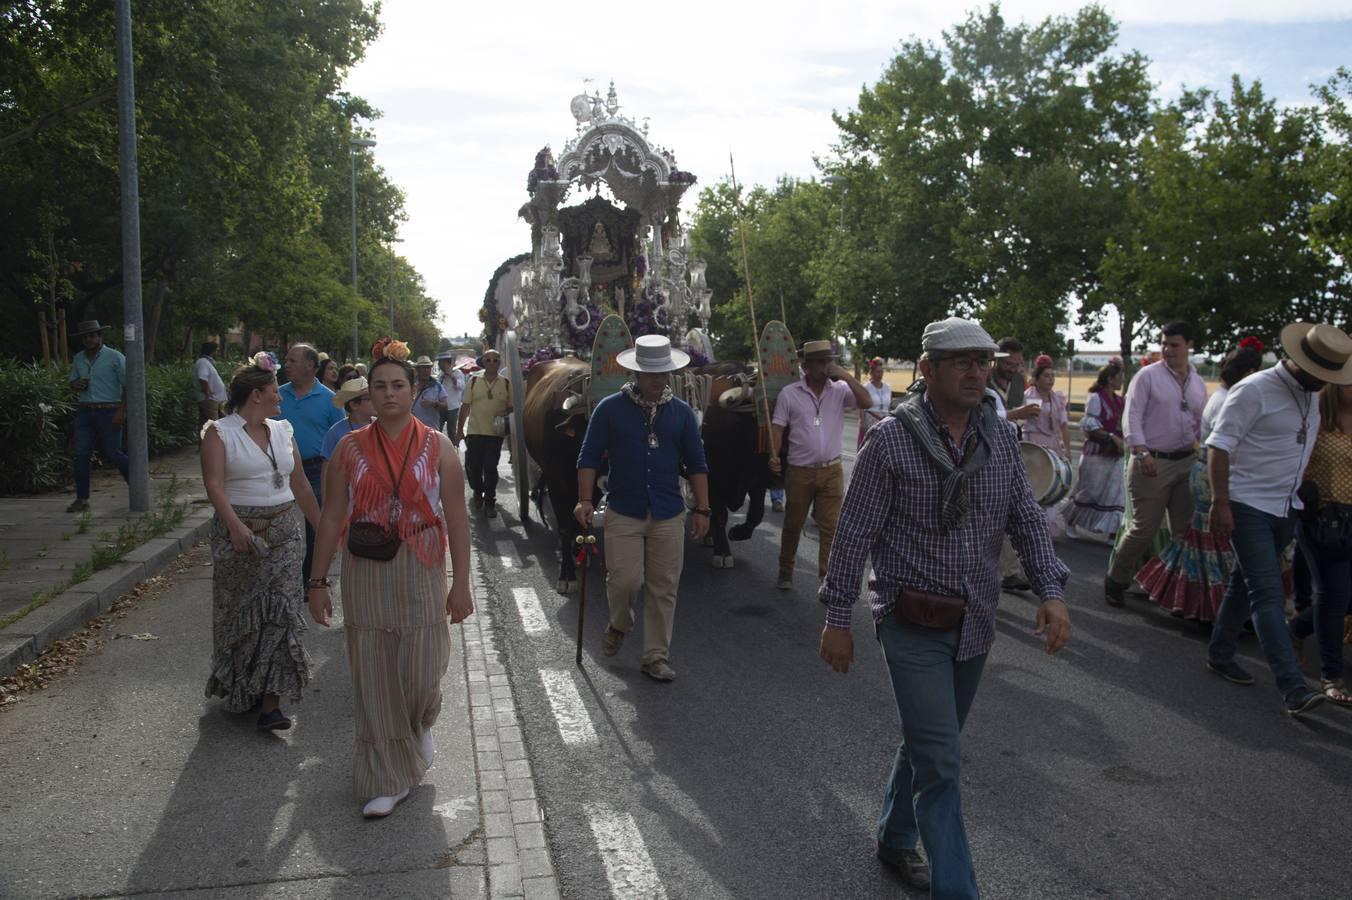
[205,414,297,507]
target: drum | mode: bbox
[1020,442,1072,507]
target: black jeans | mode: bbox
[464,434,504,503]
[301,461,323,582]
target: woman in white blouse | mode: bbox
[858,357,893,449]
[200,353,320,731]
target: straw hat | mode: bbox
[413,355,434,367]
[1280,322,1352,385]
[799,340,836,360]
[617,335,690,373]
[331,377,370,408]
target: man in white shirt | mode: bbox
[194,341,228,431]
[1205,322,1352,717]
[437,350,465,443]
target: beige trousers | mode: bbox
[780,462,845,579]
[1108,454,1196,584]
[604,510,686,664]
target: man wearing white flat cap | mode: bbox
[1204,321,1352,717]
[819,316,1071,896]
[575,335,711,682]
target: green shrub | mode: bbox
[0,359,215,495]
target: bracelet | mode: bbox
[691,508,711,517]
[306,577,331,589]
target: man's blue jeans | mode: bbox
[876,616,987,899]
[1293,527,1352,682]
[1208,501,1306,696]
[73,406,129,500]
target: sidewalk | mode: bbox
[0,446,211,676]
[0,513,561,898]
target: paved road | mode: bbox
[475,426,1352,899]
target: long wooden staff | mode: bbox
[729,153,778,461]
[574,531,596,666]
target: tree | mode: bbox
[832,3,1153,359]
[1096,78,1340,359]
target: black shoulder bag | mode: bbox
[347,425,417,561]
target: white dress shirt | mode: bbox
[1206,363,1319,517]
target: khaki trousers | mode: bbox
[604,510,686,664]
[1108,454,1196,584]
[779,462,845,579]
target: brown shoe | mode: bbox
[601,626,625,657]
[641,659,676,681]
[1104,576,1127,607]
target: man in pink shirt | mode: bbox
[1105,321,1208,606]
[769,340,872,590]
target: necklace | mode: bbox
[1278,369,1313,446]
[1171,365,1193,412]
[373,421,418,521]
[250,422,284,489]
[805,383,826,427]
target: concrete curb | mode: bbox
[0,507,214,679]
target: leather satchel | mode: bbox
[347,521,400,561]
[894,587,967,631]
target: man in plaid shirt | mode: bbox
[819,317,1072,897]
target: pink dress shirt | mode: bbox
[1122,361,1207,452]
[772,379,857,466]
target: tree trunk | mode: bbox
[145,277,168,361]
[1119,312,1135,382]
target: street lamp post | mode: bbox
[115,0,150,513]
[350,137,377,360]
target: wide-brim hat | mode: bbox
[71,319,111,337]
[799,340,837,360]
[413,355,434,367]
[1281,322,1352,385]
[617,335,690,373]
[332,377,370,408]
[480,348,501,361]
[436,349,456,361]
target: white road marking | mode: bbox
[511,586,549,635]
[586,803,667,899]
[539,668,598,745]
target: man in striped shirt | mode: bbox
[819,317,1072,897]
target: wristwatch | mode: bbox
[691,508,711,517]
[306,577,331,589]
[1131,450,1150,461]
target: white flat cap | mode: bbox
[922,317,999,353]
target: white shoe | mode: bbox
[419,728,436,767]
[362,788,410,819]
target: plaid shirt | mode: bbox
[819,397,1069,661]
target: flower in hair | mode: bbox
[385,340,410,362]
[252,351,277,373]
[1239,336,1265,354]
[1034,353,1054,369]
[370,337,391,361]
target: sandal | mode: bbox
[1321,679,1352,708]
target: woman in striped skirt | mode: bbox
[308,343,474,818]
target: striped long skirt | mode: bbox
[341,543,451,800]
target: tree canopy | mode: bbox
[692,3,1351,366]
[1,1,440,362]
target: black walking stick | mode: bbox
[574,531,598,666]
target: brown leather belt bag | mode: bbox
[894,587,967,631]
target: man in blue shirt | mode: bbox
[278,342,343,581]
[66,319,129,512]
[575,336,710,682]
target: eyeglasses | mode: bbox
[937,354,994,372]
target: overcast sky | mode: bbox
[344,1,1352,349]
